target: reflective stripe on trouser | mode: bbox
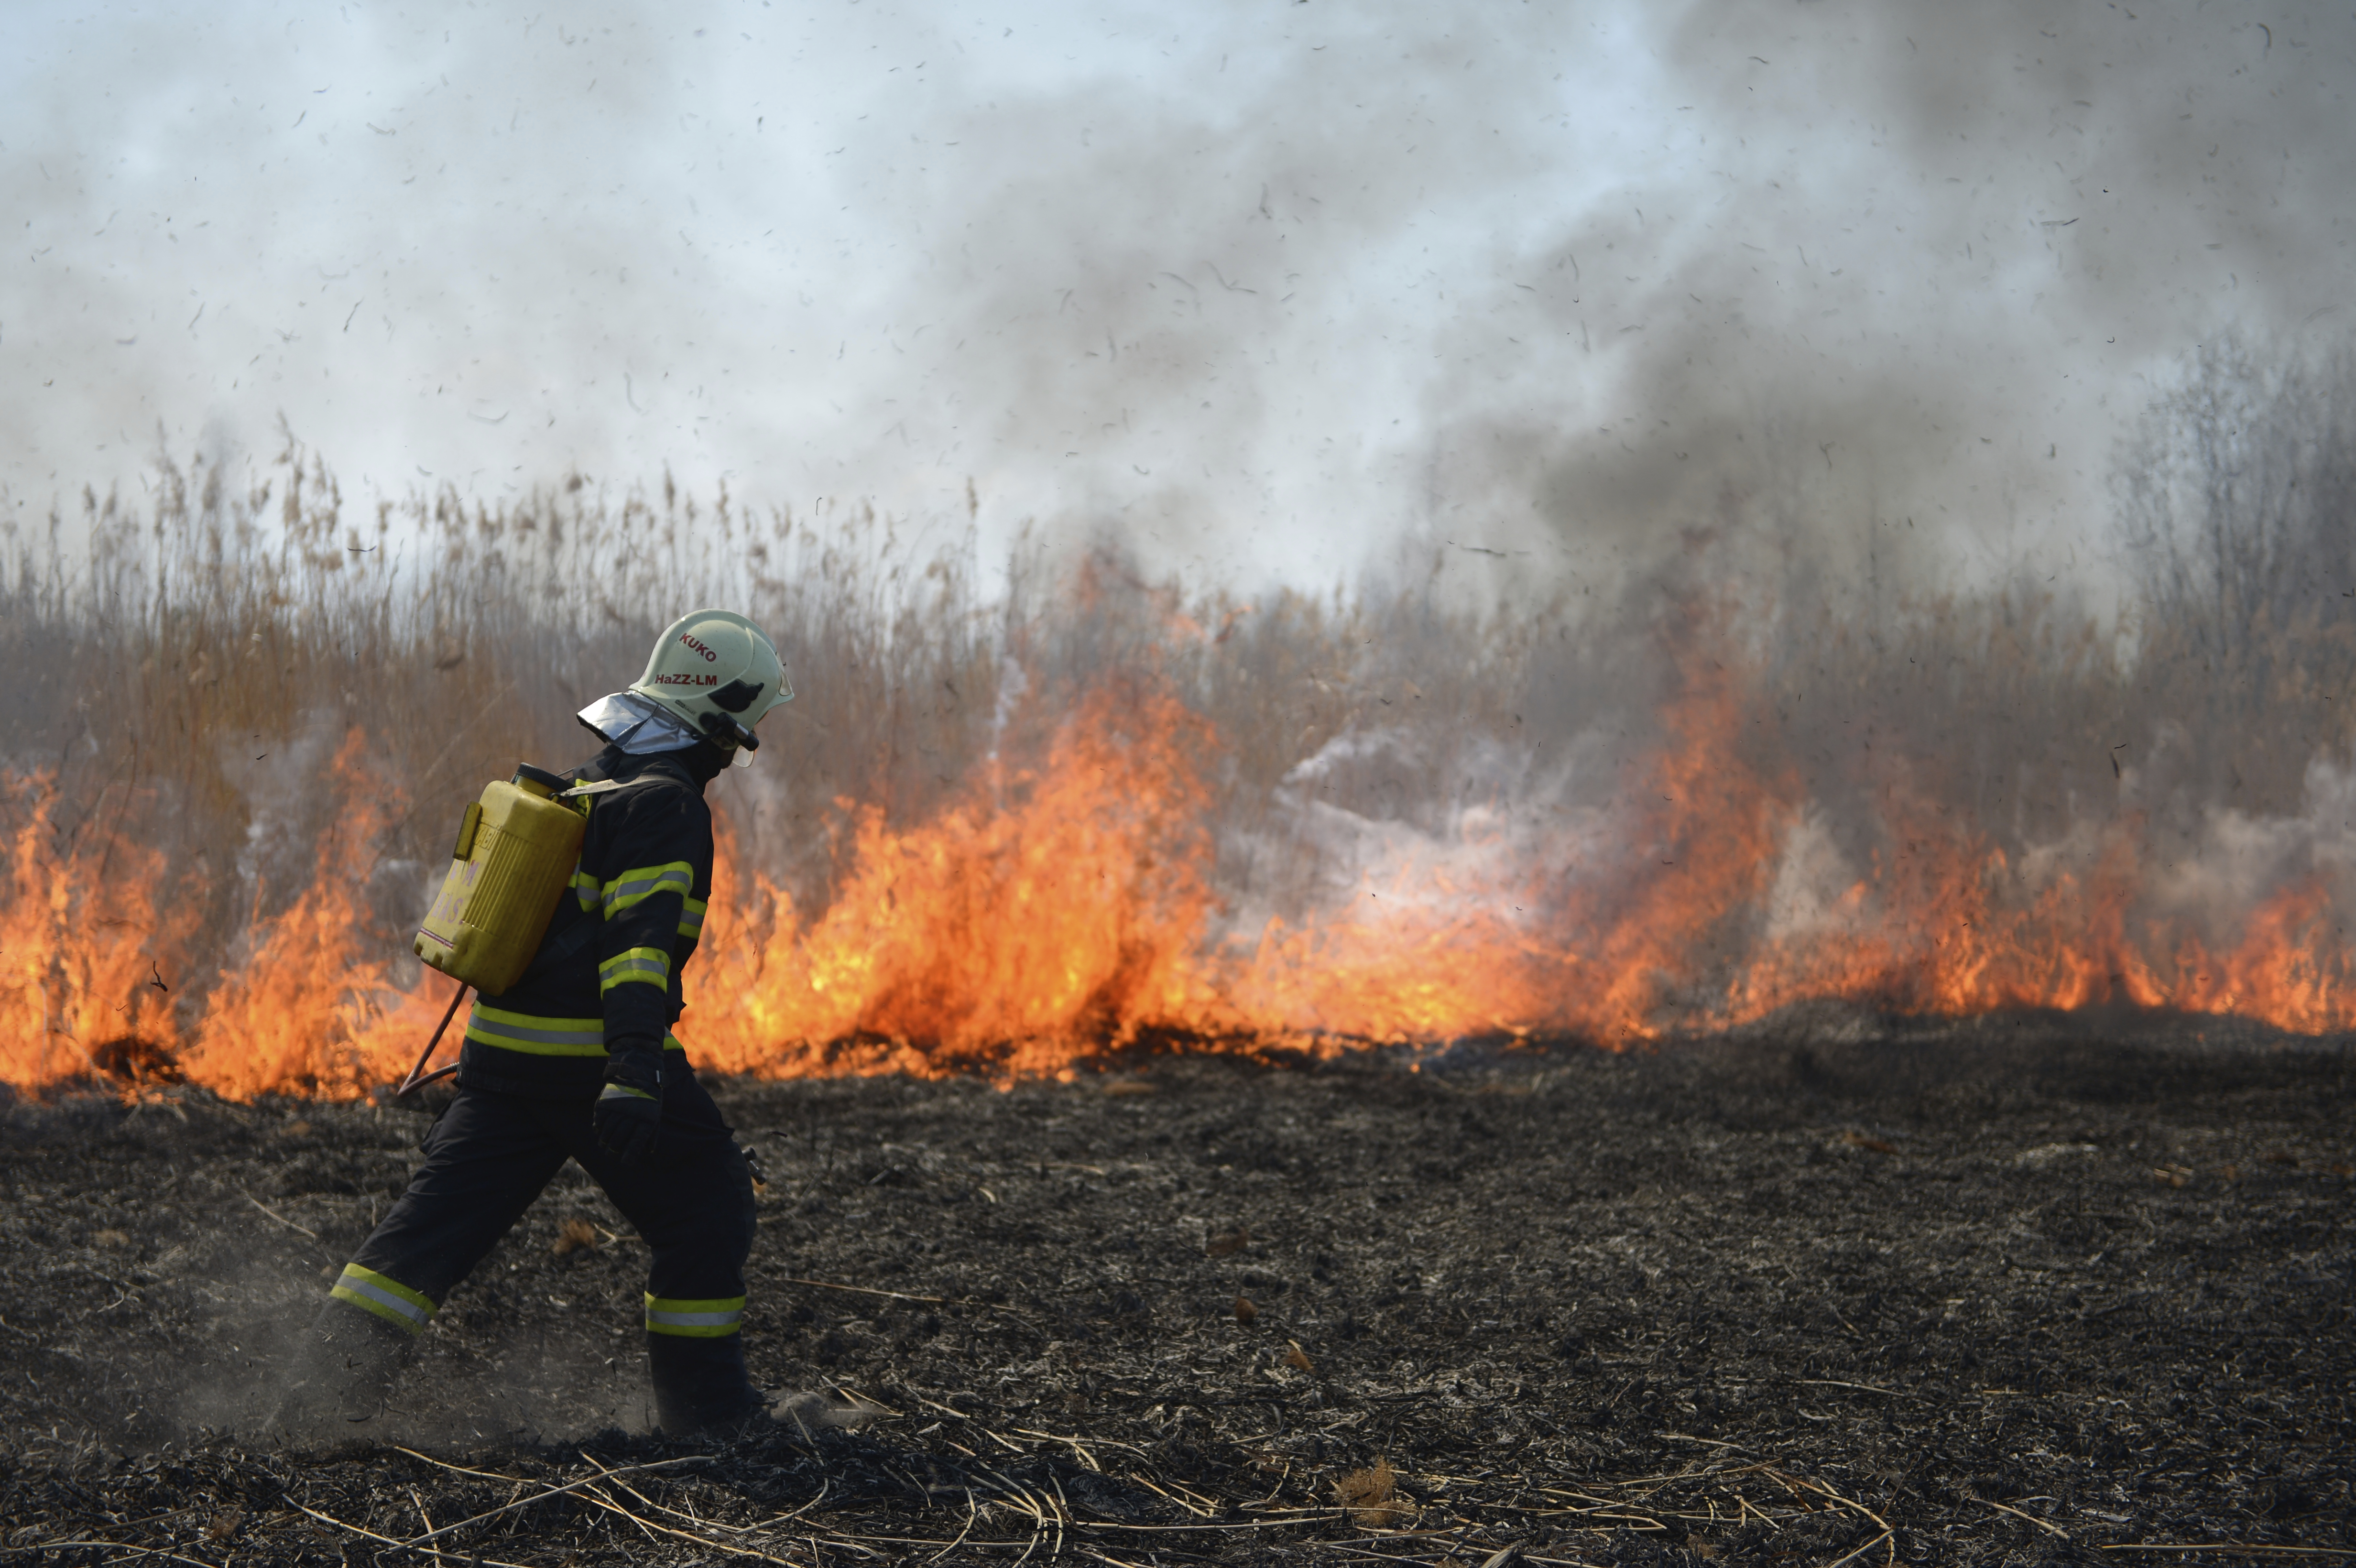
[646,1293,745,1338]
[330,1263,437,1334]
[345,1076,756,1396]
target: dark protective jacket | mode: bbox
[457,742,723,1098]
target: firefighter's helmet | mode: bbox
[628,610,793,762]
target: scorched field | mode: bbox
[3,1016,2350,1566]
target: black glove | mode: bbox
[595,1045,665,1164]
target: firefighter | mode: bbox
[273,610,793,1440]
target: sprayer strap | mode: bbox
[510,764,691,990]
[559,776,664,800]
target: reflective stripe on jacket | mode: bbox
[458,745,714,1097]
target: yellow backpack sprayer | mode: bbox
[397,764,648,1095]
[415,763,589,991]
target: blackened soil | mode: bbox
[2,1012,2352,1565]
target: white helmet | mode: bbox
[626,609,793,759]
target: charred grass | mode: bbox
[3,1017,2352,1565]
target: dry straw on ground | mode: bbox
[1335,1457,1416,1527]
[551,1218,601,1258]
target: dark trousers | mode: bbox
[333,1068,762,1431]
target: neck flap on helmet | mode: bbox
[577,691,708,755]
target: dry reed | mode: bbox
[2,338,2352,1064]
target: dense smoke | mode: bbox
[1516,0,2356,598]
[5,1,2350,600]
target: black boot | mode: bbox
[647,1333,766,1437]
[268,1298,416,1442]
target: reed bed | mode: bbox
[0,338,2352,1066]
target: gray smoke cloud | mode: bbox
[1421,1,2356,604]
[2,0,2349,599]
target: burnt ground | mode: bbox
[1,1011,2352,1566]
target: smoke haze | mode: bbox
[4,1,2349,595]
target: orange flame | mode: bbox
[691,681,1235,1078]
[175,731,448,1098]
[8,653,2356,1102]
[0,775,186,1085]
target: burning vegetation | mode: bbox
[5,344,2356,1095]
